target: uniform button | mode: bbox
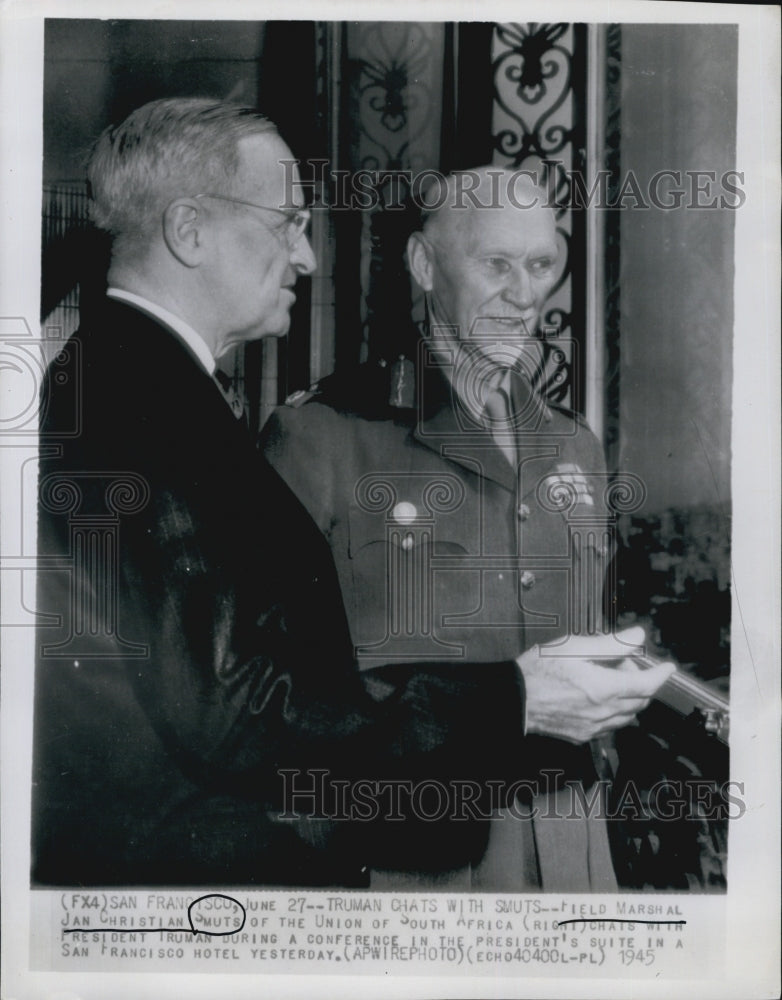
[520,571,536,589]
[517,503,531,521]
[401,533,414,551]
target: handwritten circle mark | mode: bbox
[187,894,246,936]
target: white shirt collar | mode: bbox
[106,287,216,376]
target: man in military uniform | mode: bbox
[262,168,673,890]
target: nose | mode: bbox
[501,265,535,310]
[290,233,317,276]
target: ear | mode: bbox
[162,199,204,268]
[406,232,435,292]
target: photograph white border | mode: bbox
[1,3,779,998]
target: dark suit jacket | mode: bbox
[33,300,525,887]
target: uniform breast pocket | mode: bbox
[347,503,474,663]
[346,503,400,652]
[517,486,613,640]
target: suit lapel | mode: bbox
[103,298,238,420]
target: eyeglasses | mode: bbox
[194,193,310,248]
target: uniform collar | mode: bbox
[412,366,516,491]
[412,363,570,494]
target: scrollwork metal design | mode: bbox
[492,23,572,165]
[533,337,573,404]
[491,23,586,412]
[353,22,435,174]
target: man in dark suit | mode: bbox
[262,167,675,890]
[34,103,670,888]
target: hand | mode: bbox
[516,626,676,744]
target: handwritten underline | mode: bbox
[556,919,686,927]
[62,893,247,937]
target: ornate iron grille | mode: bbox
[491,23,588,413]
[343,22,445,366]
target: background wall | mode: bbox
[44,20,266,182]
[617,24,736,513]
[613,24,736,681]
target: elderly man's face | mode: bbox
[420,198,559,374]
[206,134,315,352]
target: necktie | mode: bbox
[214,368,245,422]
[506,368,553,430]
[484,384,516,467]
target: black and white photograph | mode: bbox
[0,2,779,998]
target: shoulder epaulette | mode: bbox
[284,384,321,408]
[285,363,400,419]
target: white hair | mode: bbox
[87,97,278,256]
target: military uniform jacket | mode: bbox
[33,301,527,887]
[262,361,615,793]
